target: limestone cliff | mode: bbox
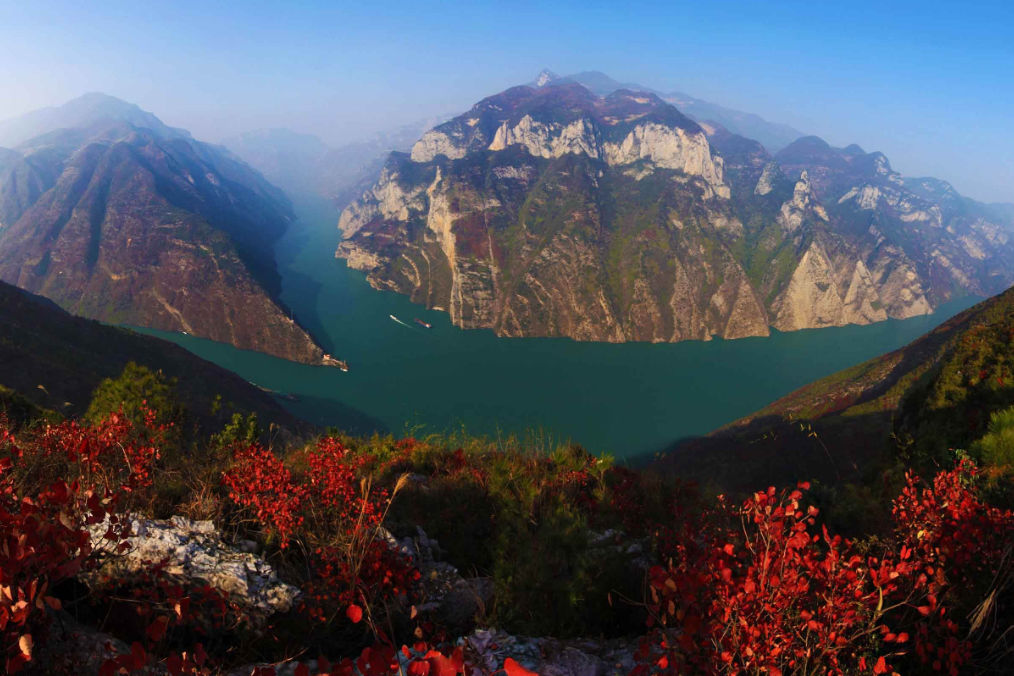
[336,81,1014,343]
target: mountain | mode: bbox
[0,94,326,363]
[223,118,445,206]
[661,284,1014,493]
[0,92,188,147]
[0,279,302,432]
[336,81,1014,344]
[547,70,805,153]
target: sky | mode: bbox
[0,0,1011,202]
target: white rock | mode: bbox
[85,516,300,620]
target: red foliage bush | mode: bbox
[0,413,159,673]
[222,437,419,633]
[889,459,1013,672]
[638,482,888,675]
[637,462,1012,676]
[222,442,307,545]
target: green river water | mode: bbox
[135,195,980,462]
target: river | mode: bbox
[135,195,980,461]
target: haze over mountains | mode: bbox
[221,118,444,206]
[221,69,808,207]
[337,74,1014,343]
[0,69,1011,363]
[537,70,806,153]
[0,93,325,363]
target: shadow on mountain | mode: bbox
[279,267,330,349]
[0,281,304,434]
[657,410,896,495]
[284,393,388,437]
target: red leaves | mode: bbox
[146,615,169,643]
[634,459,1013,676]
[221,443,305,546]
[503,657,538,676]
[403,649,462,676]
[640,481,897,675]
[0,414,163,673]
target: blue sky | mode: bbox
[1,0,1011,202]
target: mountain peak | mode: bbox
[534,69,560,87]
[0,93,188,148]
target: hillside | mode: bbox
[336,81,1014,344]
[0,94,326,364]
[0,279,303,433]
[662,284,1014,492]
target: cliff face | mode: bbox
[336,83,1014,343]
[0,99,325,364]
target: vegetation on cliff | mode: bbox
[337,82,1014,344]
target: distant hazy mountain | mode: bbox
[336,80,1014,344]
[223,118,445,206]
[0,94,325,364]
[0,92,189,147]
[533,70,806,153]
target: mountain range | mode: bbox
[221,119,444,206]
[537,70,806,153]
[0,93,325,363]
[335,77,1014,344]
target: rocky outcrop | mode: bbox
[466,629,636,676]
[85,516,299,621]
[488,115,600,160]
[411,129,469,162]
[771,243,891,330]
[338,165,430,238]
[601,123,729,197]
[336,81,1014,344]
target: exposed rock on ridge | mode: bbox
[336,81,1014,344]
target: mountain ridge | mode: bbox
[0,94,328,364]
[534,69,807,153]
[0,278,304,433]
[336,80,1014,345]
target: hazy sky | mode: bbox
[1,0,1011,202]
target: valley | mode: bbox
[3,4,1013,671]
[138,192,980,460]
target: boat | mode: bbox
[390,314,399,322]
[414,318,432,329]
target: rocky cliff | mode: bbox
[0,94,325,363]
[336,81,1014,343]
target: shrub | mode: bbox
[636,461,1013,676]
[0,413,158,673]
[972,405,1014,469]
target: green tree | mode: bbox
[85,362,183,428]
[210,412,262,449]
[972,405,1014,469]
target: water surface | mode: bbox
[135,195,980,461]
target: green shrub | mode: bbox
[972,405,1014,468]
